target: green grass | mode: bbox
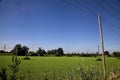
[0,56,120,80]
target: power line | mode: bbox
[101,15,120,39]
[96,3,120,40]
[74,0,97,16]
[93,0,119,20]
[62,0,97,17]
[103,18,120,31]
[62,0,120,39]
[106,0,120,17]
[103,21,120,39]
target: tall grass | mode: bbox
[0,56,120,80]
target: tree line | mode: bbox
[0,44,120,57]
[0,44,64,56]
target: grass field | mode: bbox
[0,56,120,80]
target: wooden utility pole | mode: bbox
[98,13,107,80]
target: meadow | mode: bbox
[0,56,120,80]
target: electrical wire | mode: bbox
[106,0,120,17]
[74,0,97,16]
[62,0,120,39]
[93,0,119,20]
[62,0,97,17]
[103,22,120,39]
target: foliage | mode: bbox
[12,44,29,56]
[113,51,120,57]
[47,48,64,56]
[23,56,30,60]
[76,64,101,80]
[66,54,73,57]
[0,50,10,55]
[43,72,49,80]
[30,53,38,56]
[55,48,64,56]
[8,55,21,80]
[3,43,120,57]
[19,75,25,80]
[29,51,38,56]
[0,68,7,80]
[108,66,120,80]
[12,44,22,55]
[37,47,46,56]
[0,50,5,53]
[80,52,97,57]
[68,71,74,80]
[22,46,29,56]
[47,49,57,55]
[96,57,102,61]
[0,56,120,79]
[65,53,98,57]
[112,66,120,75]
[104,51,110,56]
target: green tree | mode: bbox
[0,50,5,53]
[47,49,57,54]
[56,48,64,56]
[12,44,23,55]
[37,48,46,56]
[47,50,52,54]
[12,44,29,56]
[104,51,109,56]
[113,51,120,57]
[22,45,29,56]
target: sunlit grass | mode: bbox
[0,56,120,79]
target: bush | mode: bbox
[9,55,21,80]
[23,56,30,60]
[66,54,73,57]
[76,64,101,80]
[55,53,61,56]
[0,68,7,80]
[30,53,38,56]
[117,57,120,59]
[96,58,102,61]
[19,75,25,80]
[108,66,120,80]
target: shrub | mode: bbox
[108,66,120,80]
[76,64,101,80]
[0,68,7,80]
[8,55,21,80]
[44,72,49,80]
[30,53,38,56]
[68,71,74,80]
[96,57,102,61]
[117,57,120,60]
[23,56,30,60]
[19,75,25,80]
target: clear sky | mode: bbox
[0,0,120,53]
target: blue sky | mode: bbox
[0,0,120,53]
